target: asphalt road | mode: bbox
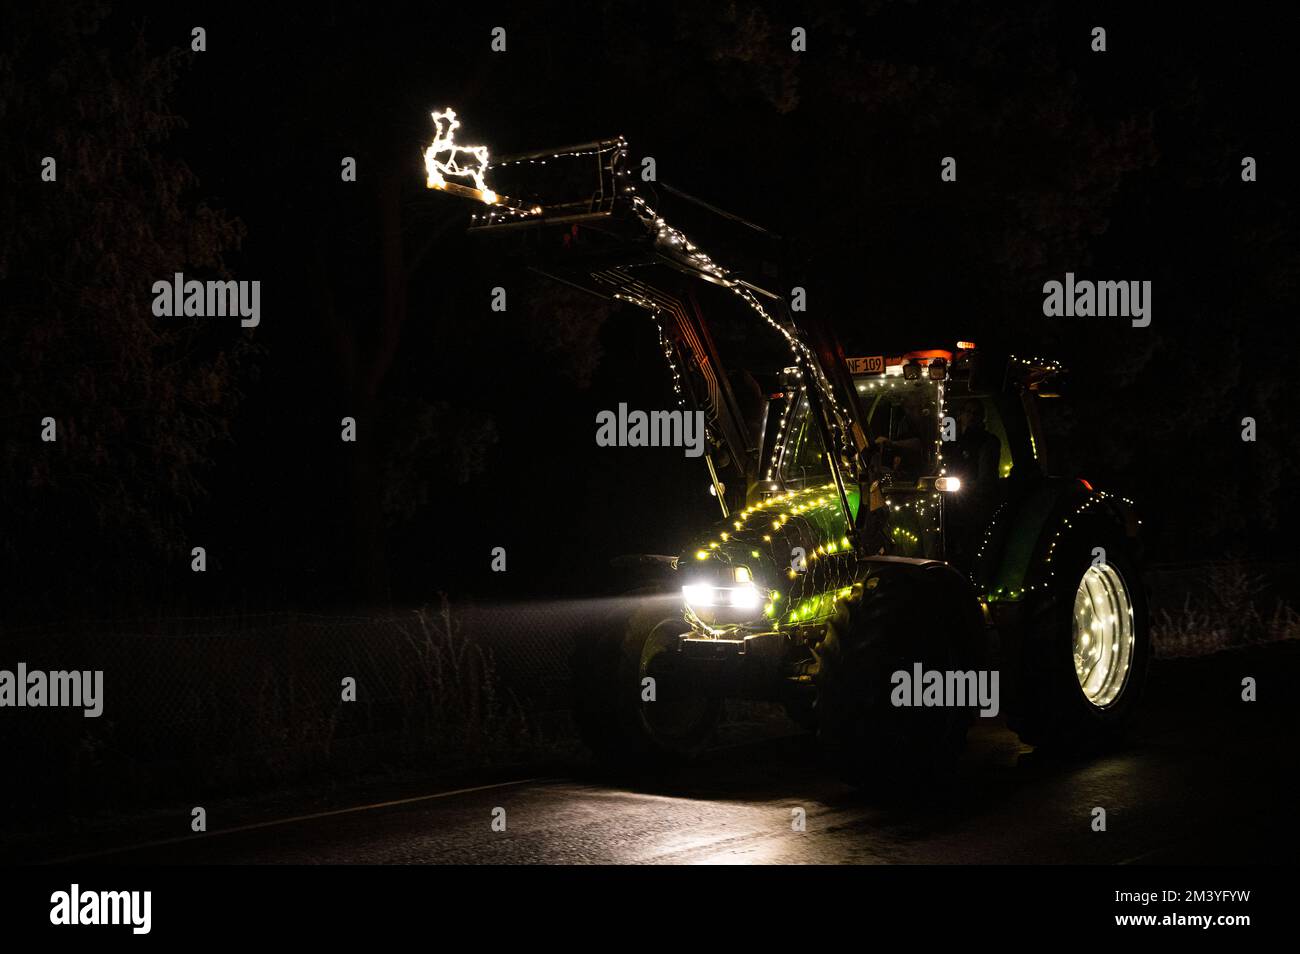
[50,642,1300,865]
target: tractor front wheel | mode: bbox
[572,598,720,768]
[815,561,987,799]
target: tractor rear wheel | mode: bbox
[1009,531,1150,749]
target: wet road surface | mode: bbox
[39,642,1300,865]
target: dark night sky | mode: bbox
[3,1,1298,619]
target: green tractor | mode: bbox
[429,122,1150,793]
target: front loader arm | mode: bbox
[422,111,868,528]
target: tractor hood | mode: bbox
[679,482,861,629]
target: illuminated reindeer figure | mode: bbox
[423,108,496,202]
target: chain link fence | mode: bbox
[0,597,613,815]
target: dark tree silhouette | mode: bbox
[0,2,250,619]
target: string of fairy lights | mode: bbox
[765,381,805,482]
[686,481,862,630]
[474,137,627,226]
[976,489,1141,602]
[1009,353,1065,372]
[625,183,859,466]
[491,143,618,166]
[648,308,689,410]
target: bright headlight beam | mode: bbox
[682,581,761,611]
[682,584,714,608]
[727,583,761,610]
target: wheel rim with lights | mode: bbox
[1071,563,1135,708]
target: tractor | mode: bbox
[426,118,1150,794]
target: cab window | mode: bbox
[777,394,830,487]
[858,378,941,486]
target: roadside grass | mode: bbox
[393,596,537,763]
[0,598,550,824]
[1151,562,1300,658]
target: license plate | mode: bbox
[846,355,885,375]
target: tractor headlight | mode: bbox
[683,581,761,610]
[682,567,765,623]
